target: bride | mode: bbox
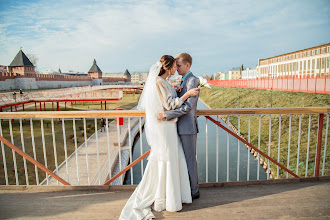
[119,55,200,219]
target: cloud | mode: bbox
[0,0,329,75]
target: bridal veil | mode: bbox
[137,61,168,161]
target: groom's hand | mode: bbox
[157,112,165,121]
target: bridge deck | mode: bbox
[0,179,329,219]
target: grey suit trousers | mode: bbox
[180,134,199,195]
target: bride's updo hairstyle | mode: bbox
[158,55,175,76]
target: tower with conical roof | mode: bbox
[123,69,131,82]
[8,48,36,77]
[88,58,103,85]
[88,59,102,79]
[7,48,38,90]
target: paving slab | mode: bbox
[0,180,329,220]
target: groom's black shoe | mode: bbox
[192,191,200,200]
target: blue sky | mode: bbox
[0,0,329,76]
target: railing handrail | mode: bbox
[0,135,70,185]
[0,107,329,119]
[104,150,150,185]
[205,116,300,178]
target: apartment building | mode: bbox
[258,43,330,78]
[228,67,241,80]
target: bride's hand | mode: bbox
[157,112,165,120]
[176,85,183,92]
[187,87,200,97]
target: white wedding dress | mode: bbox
[119,62,192,220]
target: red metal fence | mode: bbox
[209,76,330,94]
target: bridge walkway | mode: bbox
[0,179,329,219]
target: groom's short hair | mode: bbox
[177,53,192,66]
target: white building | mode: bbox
[257,43,330,78]
[131,72,148,85]
[241,67,258,79]
[0,65,7,72]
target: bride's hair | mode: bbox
[158,55,175,76]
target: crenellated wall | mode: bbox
[0,72,131,90]
[36,74,92,81]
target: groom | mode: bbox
[159,53,200,200]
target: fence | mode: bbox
[209,76,330,94]
[0,108,329,186]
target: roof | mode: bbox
[9,49,34,67]
[124,69,131,76]
[230,67,241,71]
[88,59,102,73]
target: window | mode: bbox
[308,51,311,56]
[307,60,310,70]
[312,59,315,69]
[312,50,315,55]
[322,48,325,54]
[295,62,298,71]
[304,52,306,57]
[317,49,320,54]
[317,58,320,69]
[328,46,330,53]
[300,52,303,57]
[322,58,325,69]
[289,63,291,72]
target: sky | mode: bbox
[0,0,329,76]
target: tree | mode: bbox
[26,53,40,73]
[26,53,38,67]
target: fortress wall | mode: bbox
[0,72,15,81]
[0,79,15,90]
[103,77,130,85]
[15,78,38,90]
[36,80,92,89]
[0,74,131,90]
[36,74,92,81]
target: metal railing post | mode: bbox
[314,113,324,177]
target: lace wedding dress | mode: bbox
[119,62,192,220]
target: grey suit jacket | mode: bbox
[164,72,200,135]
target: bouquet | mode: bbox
[198,76,211,88]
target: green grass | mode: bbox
[199,86,330,178]
[0,93,141,185]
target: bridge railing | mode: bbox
[0,107,329,186]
